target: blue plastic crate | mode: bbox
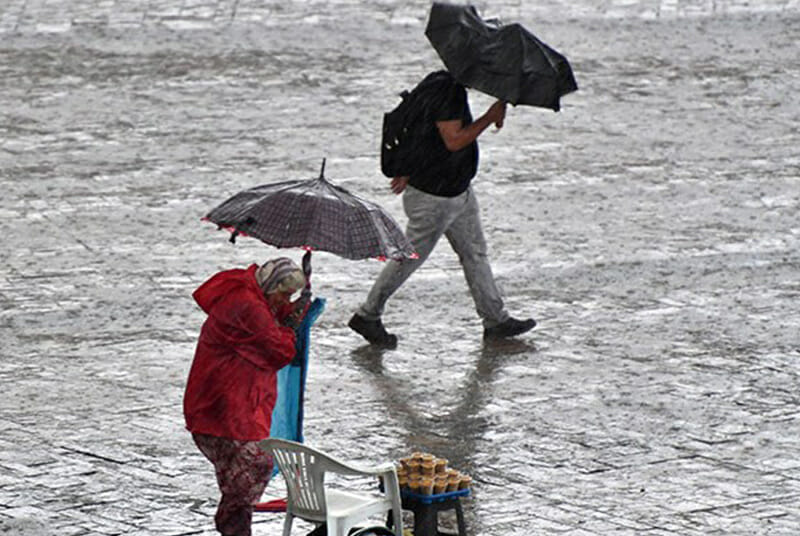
[401,488,470,504]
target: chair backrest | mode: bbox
[261,438,403,536]
[263,438,329,521]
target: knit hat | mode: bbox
[256,257,306,295]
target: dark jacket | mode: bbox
[408,71,479,198]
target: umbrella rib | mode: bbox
[335,182,364,259]
[307,191,325,253]
[290,182,315,250]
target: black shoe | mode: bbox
[483,317,536,340]
[348,314,398,348]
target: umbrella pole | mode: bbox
[301,249,312,297]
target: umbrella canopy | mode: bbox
[425,2,578,110]
[204,160,417,262]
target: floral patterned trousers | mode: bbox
[192,433,274,536]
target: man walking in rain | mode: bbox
[349,70,536,348]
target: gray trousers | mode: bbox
[357,185,509,328]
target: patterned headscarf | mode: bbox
[255,257,306,295]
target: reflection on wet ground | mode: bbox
[1,1,799,535]
[351,338,539,472]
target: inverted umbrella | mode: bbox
[425,2,578,111]
[204,159,417,265]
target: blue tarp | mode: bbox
[269,297,325,446]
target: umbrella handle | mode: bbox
[292,250,313,330]
[289,251,312,329]
[301,250,312,292]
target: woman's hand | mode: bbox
[283,292,311,329]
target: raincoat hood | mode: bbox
[194,264,263,314]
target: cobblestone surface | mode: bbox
[1,1,799,535]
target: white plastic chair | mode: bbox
[259,438,404,536]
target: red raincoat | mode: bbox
[183,264,297,441]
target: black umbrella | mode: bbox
[204,159,417,265]
[425,2,578,111]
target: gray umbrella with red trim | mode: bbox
[204,159,417,273]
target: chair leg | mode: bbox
[282,512,294,536]
[328,518,346,536]
[391,507,403,536]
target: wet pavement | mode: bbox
[1,1,800,535]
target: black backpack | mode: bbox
[380,71,452,178]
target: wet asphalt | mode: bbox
[1,1,799,535]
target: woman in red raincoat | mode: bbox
[184,257,307,536]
